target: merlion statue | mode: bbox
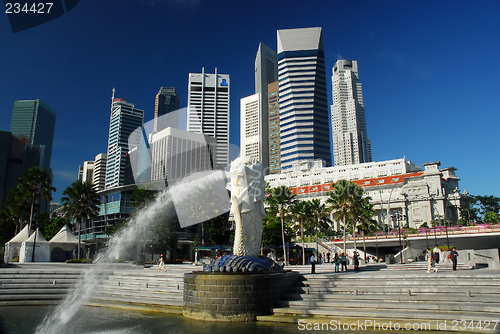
[230,156,265,257]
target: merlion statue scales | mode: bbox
[229,156,265,257]
[203,156,280,272]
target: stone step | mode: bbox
[97,286,183,295]
[0,274,82,280]
[94,288,182,299]
[283,299,500,314]
[0,293,67,301]
[101,280,182,289]
[286,292,500,304]
[91,294,184,307]
[289,286,499,295]
[0,278,78,285]
[272,306,500,322]
[106,275,184,284]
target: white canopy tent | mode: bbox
[3,225,30,263]
[49,225,79,261]
[19,228,50,263]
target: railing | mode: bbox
[350,225,500,242]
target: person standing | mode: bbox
[157,254,167,273]
[310,254,316,274]
[326,252,331,263]
[334,253,340,272]
[425,248,436,273]
[450,247,459,271]
[341,253,347,272]
[353,252,360,271]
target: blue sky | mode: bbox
[1,0,499,202]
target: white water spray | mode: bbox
[35,171,229,334]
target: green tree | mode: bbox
[290,200,313,265]
[16,167,55,231]
[61,180,100,259]
[1,187,32,234]
[310,198,331,236]
[130,188,157,210]
[326,180,364,253]
[483,211,500,225]
[42,217,70,240]
[207,212,232,246]
[265,185,296,265]
[353,198,377,261]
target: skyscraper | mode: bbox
[277,27,331,172]
[10,99,56,172]
[254,42,278,171]
[331,59,372,166]
[187,68,230,170]
[105,89,144,189]
[240,93,262,161]
[93,153,107,192]
[267,81,281,174]
[154,87,179,132]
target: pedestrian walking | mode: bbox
[326,252,331,263]
[432,245,441,271]
[310,254,316,274]
[157,254,167,272]
[341,253,347,272]
[449,247,459,271]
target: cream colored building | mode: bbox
[264,158,461,230]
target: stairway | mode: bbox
[260,269,500,324]
[90,265,202,312]
[0,267,83,306]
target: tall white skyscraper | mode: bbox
[331,59,372,166]
[93,153,107,191]
[105,89,144,189]
[150,127,216,183]
[277,27,331,172]
[240,93,262,161]
[187,68,230,170]
[254,42,278,171]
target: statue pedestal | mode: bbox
[183,271,299,321]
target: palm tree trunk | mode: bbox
[78,220,81,260]
[281,210,287,266]
[301,221,305,265]
[363,231,367,262]
[343,214,347,254]
[29,195,35,232]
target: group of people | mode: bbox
[426,245,459,273]
[311,252,359,274]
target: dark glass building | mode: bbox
[10,99,56,172]
[154,87,179,132]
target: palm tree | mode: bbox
[61,180,100,259]
[16,167,55,232]
[290,200,313,265]
[266,186,296,266]
[310,198,331,235]
[326,180,364,254]
[2,187,31,234]
[354,197,377,261]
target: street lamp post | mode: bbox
[391,213,406,264]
